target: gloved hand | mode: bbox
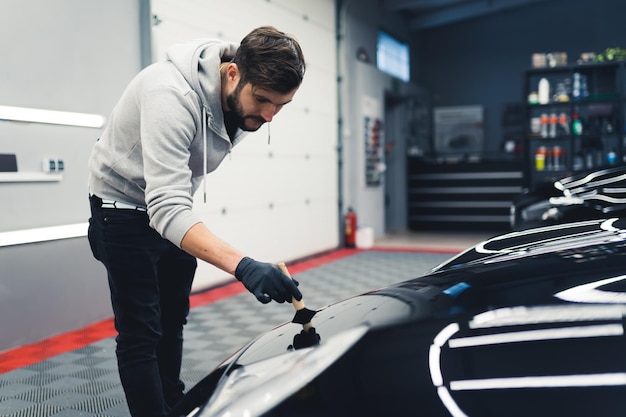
[235,257,302,304]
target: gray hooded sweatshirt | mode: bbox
[88,39,247,247]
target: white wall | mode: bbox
[0,0,413,351]
[151,0,339,290]
[337,0,414,238]
[0,0,339,352]
[0,0,143,351]
[0,1,142,230]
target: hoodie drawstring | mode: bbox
[202,106,208,203]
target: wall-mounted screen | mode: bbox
[376,30,410,82]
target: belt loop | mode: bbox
[90,194,103,206]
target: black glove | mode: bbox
[235,257,302,304]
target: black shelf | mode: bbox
[406,158,523,231]
[522,61,626,191]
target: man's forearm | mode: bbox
[180,222,245,275]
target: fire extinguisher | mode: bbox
[344,207,357,248]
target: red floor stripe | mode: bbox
[188,248,361,308]
[0,317,117,374]
[0,246,458,374]
[365,246,461,255]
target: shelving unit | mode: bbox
[523,61,625,191]
[407,157,523,231]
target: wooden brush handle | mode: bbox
[277,262,305,310]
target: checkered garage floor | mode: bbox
[0,250,453,417]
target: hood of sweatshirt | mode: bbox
[166,38,239,139]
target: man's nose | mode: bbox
[260,104,278,122]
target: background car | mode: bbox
[170,218,626,417]
[511,165,626,230]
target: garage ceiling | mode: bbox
[381,0,551,31]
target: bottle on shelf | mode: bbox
[607,148,617,165]
[549,113,557,138]
[572,111,583,136]
[573,151,584,171]
[581,74,589,99]
[540,113,549,138]
[553,145,564,170]
[572,72,582,101]
[558,112,570,135]
[538,78,550,104]
[545,147,554,171]
[585,151,594,169]
[603,117,614,134]
[535,146,546,171]
[553,82,569,102]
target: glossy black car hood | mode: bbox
[235,218,626,367]
[194,218,626,417]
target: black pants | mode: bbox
[88,195,196,417]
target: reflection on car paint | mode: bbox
[430,304,626,417]
[200,326,368,417]
[512,165,626,230]
[457,218,621,263]
[555,275,626,303]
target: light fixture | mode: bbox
[0,105,105,128]
[0,223,88,247]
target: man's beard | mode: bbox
[226,83,266,132]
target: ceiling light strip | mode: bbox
[0,223,88,247]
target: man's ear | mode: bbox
[226,63,239,82]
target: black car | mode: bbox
[511,165,626,230]
[172,218,626,417]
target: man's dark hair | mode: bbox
[233,26,306,94]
